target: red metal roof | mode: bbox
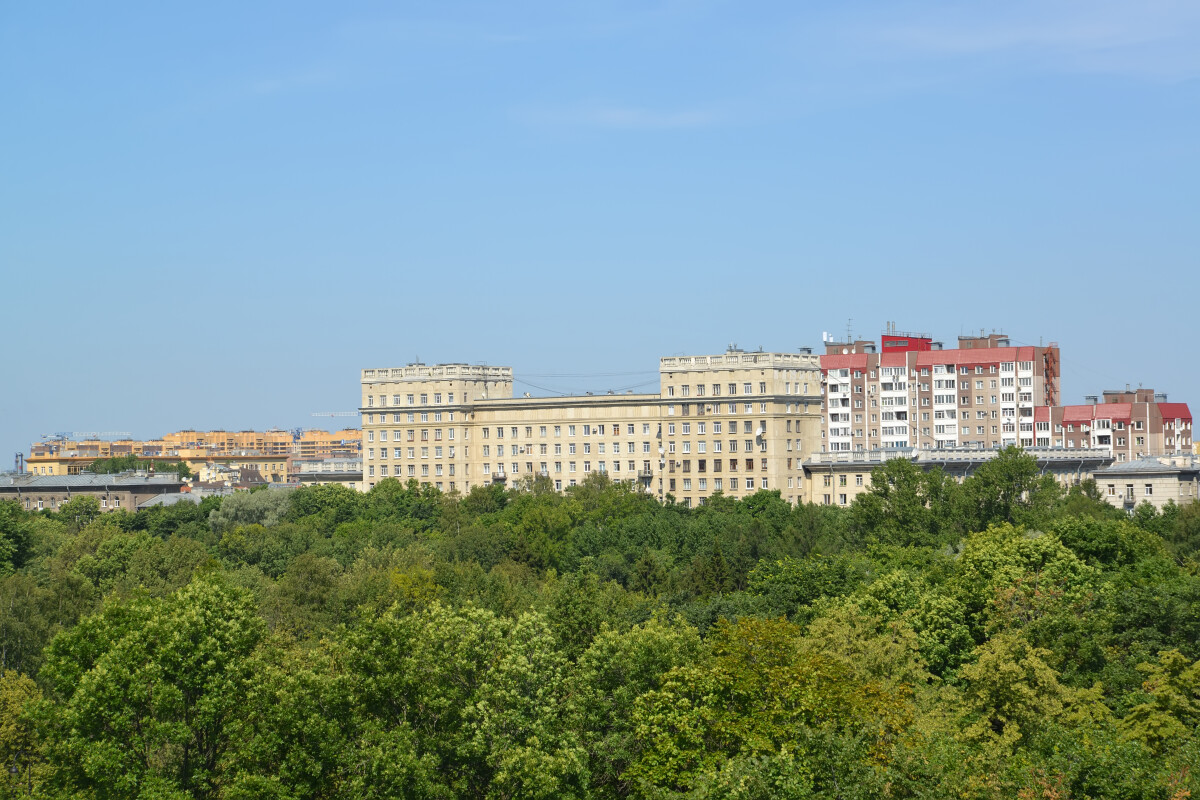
[820,354,870,371]
[880,352,907,368]
[1061,405,1096,423]
[1158,402,1192,422]
[1035,407,1050,422]
[913,346,1035,368]
[1096,403,1132,422]
[1061,404,1133,423]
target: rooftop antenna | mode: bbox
[845,318,853,343]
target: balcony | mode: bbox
[491,471,507,483]
[637,469,653,480]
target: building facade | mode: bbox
[291,457,364,491]
[819,329,1062,453]
[25,429,360,480]
[802,446,1115,507]
[1093,456,1200,512]
[1044,389,1192,462]
[0,473,186,512]
[360,348,825,507]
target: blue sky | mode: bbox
[2,1,1198,459]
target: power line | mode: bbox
[520,370,658,379]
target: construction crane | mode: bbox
[311,412,358,418]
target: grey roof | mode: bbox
[1094,457,1199,476]
[138,493,203,508]
[0,473,184,490]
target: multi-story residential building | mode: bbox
[360,348,824,507]
[25,429,360,478]
[30,429,360,461]
[819,326,1061,452]
[1042,389,1192,461]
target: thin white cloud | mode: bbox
[862,0,1200,79]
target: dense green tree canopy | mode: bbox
[0,456,1193,798]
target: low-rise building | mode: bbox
[0,473,186,512]
[291,457,364,491]
[1093,456,1200,512]
[802,446,1115,506]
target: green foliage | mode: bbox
[1121,649,1200,754]
[574,613,703,795]
[2,450,1198,798]
[625,616,912,796]
[849,460,962,547]
[0,502,32,575]
[55,495,101,531]
[956,632,1077,748]
[87,454,192,478]
[960,446,1063,531]
[747,553,869,622]
[208,489,292,532]
[38,578,264,799]
[0,669,43,797]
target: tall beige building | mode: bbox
[360,348,824,506]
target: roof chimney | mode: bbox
[1085,395,1098,405]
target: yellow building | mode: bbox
[26,429,359,480]
[361,348,825,507]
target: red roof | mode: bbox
[913,346,1035,368]
[820,354,870,371]
[1096,403,1132,422]
[880,352,907,368]
[1158,402,1192,422]
[1035,407,1050,422]
[1061,405,1097,423]
[1061,404,1133,423]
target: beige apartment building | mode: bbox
[1093,455,1200,512]
[360,348,824,507]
